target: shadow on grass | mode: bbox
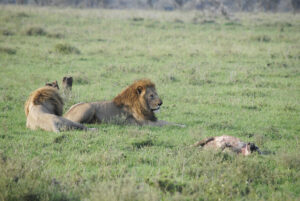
[131,138,154,149]
[146,175,186,194]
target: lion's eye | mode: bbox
[150,94,154,98]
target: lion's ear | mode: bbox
[137,86,143,95]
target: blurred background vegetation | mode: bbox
[0,0,299,12]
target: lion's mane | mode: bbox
[25,86,64,117]
[113,79,157,121]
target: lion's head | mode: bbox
[25,86,64,117]
[113,79,162,122]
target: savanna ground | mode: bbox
[0,5,300,201]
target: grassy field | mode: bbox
[0,5,300,201]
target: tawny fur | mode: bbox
[25,86,95,132]
[64,79,184,127]
[25,86,63,117]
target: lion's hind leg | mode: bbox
[55,116,97,132]
[64,103,96,123]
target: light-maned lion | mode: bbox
[64,79,185,127]
[25,86,95,132]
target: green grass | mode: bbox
[0,5,300,201]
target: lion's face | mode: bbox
[142,87,163,112]
[113,79,160,121]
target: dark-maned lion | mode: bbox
[64,79,185,127]
[25,86,96,132]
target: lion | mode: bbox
[64,79,185,127]
[25,86,96,132]
[193,135,261,156]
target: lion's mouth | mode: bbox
[151,106,160,112]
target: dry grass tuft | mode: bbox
[0,47,16,55]
[54,43,80,54]
[25,26,47,36]
[46,32,64,38]
[1,29,14,36]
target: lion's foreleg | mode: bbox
[51,121,60,133]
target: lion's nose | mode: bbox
[158,100,163,106]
